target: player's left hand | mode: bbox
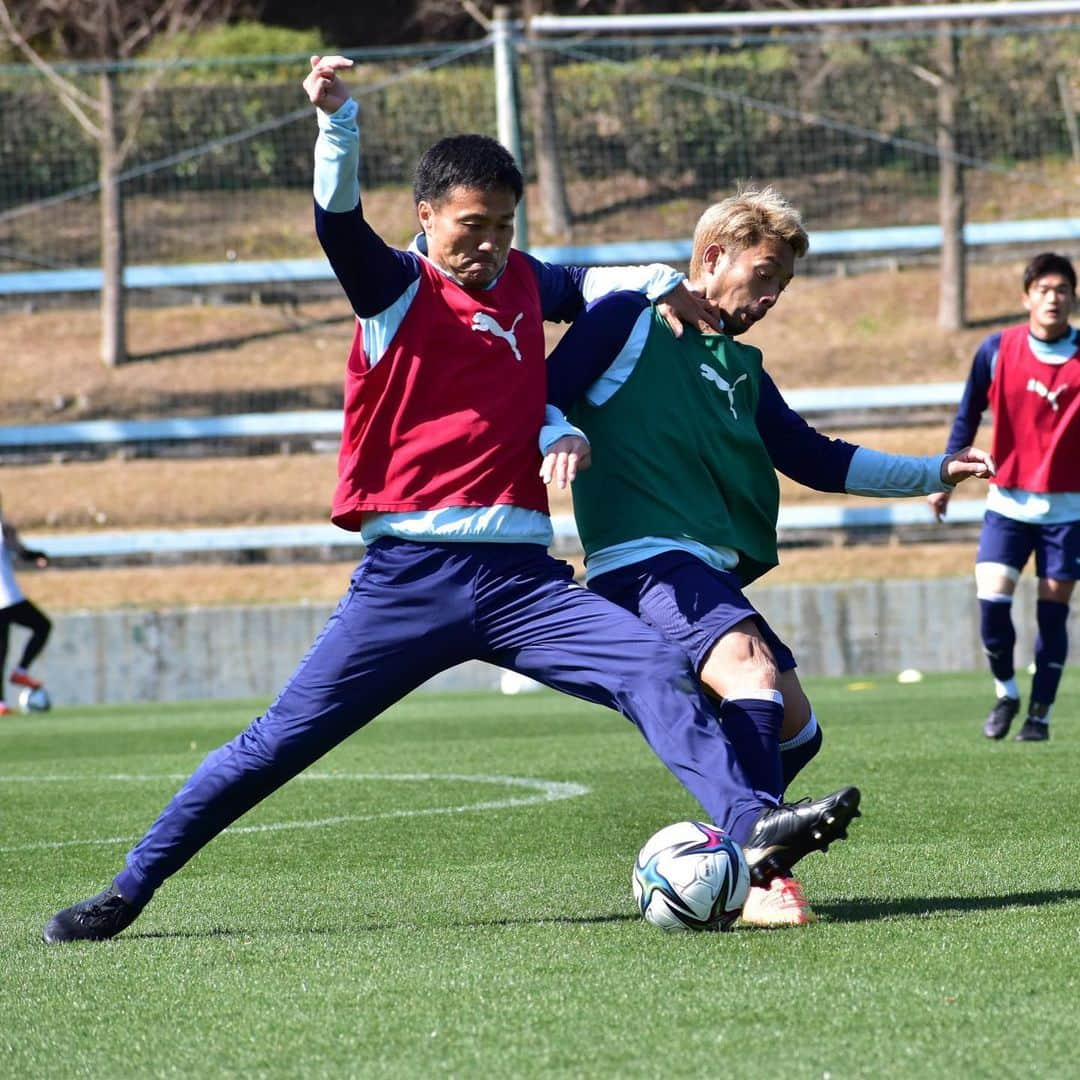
[656,282,724,337]
[941,446,996,486]
[540,435,591,489]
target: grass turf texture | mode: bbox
[3,672,1077,1077]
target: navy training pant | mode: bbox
[115,540,769,903]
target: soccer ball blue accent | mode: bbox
[17,686,51,714]
[632,821,749,932]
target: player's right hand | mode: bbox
[927,490,951,521]
[657,282,725,337]
[304,55,353,114]
[540,435,591,489]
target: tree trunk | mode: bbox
[525,0,571,240]
[936,26,965,331]
[99,66,127,367]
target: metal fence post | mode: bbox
[492,4,529,250]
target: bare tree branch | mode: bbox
[908,62,945,90]
[0,0,104,136]
[115,0,241,164]
[1,0,243,367]
[459,0,492,30]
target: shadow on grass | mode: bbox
[93,891,1080,942]
[120,912,641,941]
[815,887,1080,923]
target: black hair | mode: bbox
[1023,252,1077,293]
[412,134,523,207]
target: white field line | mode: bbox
[0,772,590,853]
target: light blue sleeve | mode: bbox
[539,406,589,455]
[585,306,654,406]
[580,264,684,304]
[845,447,951,496]
[314,98,361,213]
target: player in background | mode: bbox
[0,498,52,716]
[929,253,1078,743]
[543,187,994,927]
[41,58,862,944]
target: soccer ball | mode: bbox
[632,821,750,932]
[17,686,51,714]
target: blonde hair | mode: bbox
[688,185,809,280]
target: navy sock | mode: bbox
[979,598,1016,682]
[719,694,784,801]
[1031,599,1069,711]
[780,714,823,794]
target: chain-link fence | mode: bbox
[1,19,1078,576]
[1,20,1077,276]
[530,22,1078,237]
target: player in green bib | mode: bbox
[543,186,994,927]
[570,303,780,587]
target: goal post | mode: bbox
[528,0,1080,34]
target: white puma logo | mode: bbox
[1026,377,1068,412]
[471,311,524,362]
[700,364,748,418]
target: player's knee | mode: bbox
[1037,579,1075,606]
[701,625,780,697]
[975,561,1019,600]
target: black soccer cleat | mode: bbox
[983,696,1020,740]
[744,786,861,887]
[42,883,145,944]
[1014,717,1049,742]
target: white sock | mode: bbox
[993,678,1019,701]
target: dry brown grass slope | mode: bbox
[2,259,1039,610]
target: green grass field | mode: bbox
[3,672,1078,1077]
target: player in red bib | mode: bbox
[930,253,1079,742]
[41,56,863,943]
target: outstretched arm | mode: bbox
[757,373,994,497]
[305,55,420,318]
[756,373,858,491]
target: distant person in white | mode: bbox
[0,499,52,715]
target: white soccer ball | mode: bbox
[17,686,52,714]
[632,820,750,932]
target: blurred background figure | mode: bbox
[930,253,1079,743]
[0,497,52,715]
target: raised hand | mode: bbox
[303,54,354,114]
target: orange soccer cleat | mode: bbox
[9,669,43,691]
[740,876,818,928]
